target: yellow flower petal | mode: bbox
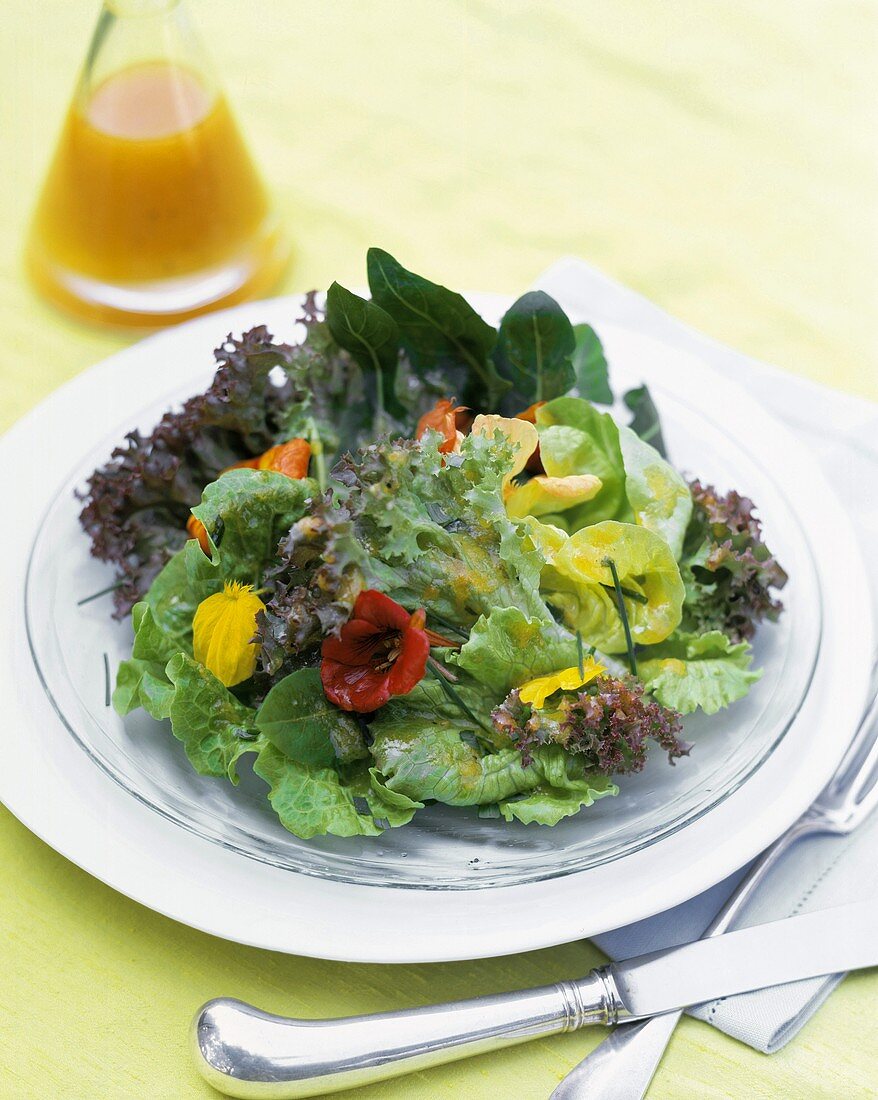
[506,473,603,519]
[518,658,604,709]
[192,581,266,687]
[470,415,538,489]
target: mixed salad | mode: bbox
[80,249,787,838]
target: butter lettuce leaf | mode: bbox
[253,743,421,839]
[191,468,318,585]
[165,654,260,781]
[452,606,578,696]
[536,397,630,528]
[112,601,179,718]
[499,773,617,826]
[548,520,684,652]
[618,425,691,559]
[370,682,616,821]
[638,630,762,714]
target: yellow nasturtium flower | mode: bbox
[470,415,603,518]
[518,657,605,709]
[192,581,266,687]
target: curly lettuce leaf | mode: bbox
[191,468,318,584]
[261,431,560,664]
[79,325,317,617]
[493,291,575,412]
[165,654,260,781]
[638,630,762,714]
[617,425,691,559]
[451,606,578,696]
[253,743,421,839]
[256,668,370,766]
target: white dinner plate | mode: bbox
[0,291,871,962]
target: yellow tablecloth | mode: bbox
[2,2,876,1097]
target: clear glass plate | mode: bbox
[25,361,821,891]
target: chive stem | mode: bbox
[604,557,637,676]
[598,581,648,605]
[307,417,328,493]
[103,652,111,707]
[576,630,585,678]
[77,580,124,607]
[428,659,493,735]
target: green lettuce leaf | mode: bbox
[546,520,685,652]
[253,743,421,839]
[493,291,575,412]
[255,668,370,766]
[370,682,613,818]
[451,606,577,695]
[366,247,508,410]
[165,654,260,781]
[499,773,617,826]
[617,425,691,559]
[190,468,318,584]
[261,430,562,661]
[112,601,179,718]
[638,630,762,714]
[536,397,631,528]
[571,324,613,405]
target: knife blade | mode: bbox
[192,898,878,1099]
[610,897,875,1018]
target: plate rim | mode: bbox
[0,292,872,962]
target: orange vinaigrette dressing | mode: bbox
[28,61,285,323]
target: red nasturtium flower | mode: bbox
[416,397,470,455]
[320,590,438,712]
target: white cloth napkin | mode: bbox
[533,257,878,1053]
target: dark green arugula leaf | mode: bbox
[255,668,370,767]
[325,282,406,421]
[624,384,667,457]
[571,324,613,405]
[366,247,507,410]
[493,291,576,411]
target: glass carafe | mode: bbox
[26,0,288,326]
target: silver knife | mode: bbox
[551,673,878,1100]
[192,898,878,1099]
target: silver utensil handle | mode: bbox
[192,971,624,1099]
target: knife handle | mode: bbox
[192,970,625,1099]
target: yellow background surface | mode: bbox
[1,2,876,1097]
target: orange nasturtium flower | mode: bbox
[416,398,470,455]
[192,581,266,687]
